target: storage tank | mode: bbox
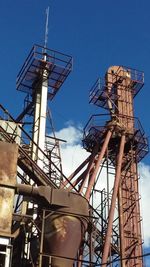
[43,191,89,267]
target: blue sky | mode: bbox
[0,1,150,139]
[0,0,150,265]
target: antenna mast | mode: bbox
[44,6,49,49]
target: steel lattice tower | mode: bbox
[63,66,148,266]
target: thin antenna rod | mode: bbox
[44,6,49,49]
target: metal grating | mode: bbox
[111,66,144,96]
[89,67,144,109]
[16,44,73,100]
[89,78,119,110]
[83,114,149,162]
[83,114,110,152]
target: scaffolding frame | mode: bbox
[0,45,149,267]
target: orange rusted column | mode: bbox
[62,155,91,188]
[85,129,113,200]
[79,150,98,194]
[118,184,126,267]
[101,134,125,266]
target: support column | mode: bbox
[85,129,113,200]
[101,134,125,266]
[32,68,48,170]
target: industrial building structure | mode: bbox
[0,42,148,267]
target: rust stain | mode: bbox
[0,141,18,234]
[43,193,89,267]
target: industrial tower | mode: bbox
[0,42,148,267]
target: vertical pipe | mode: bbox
[77,254,83,267]
[39,209,45,267]
[132,160,143,266]
[89,209,94,266]
[106,149,112,266]
[118,185,126,267]
[31,67,48,265]
[37,69,48,169]
[32,92,40,162]
[101,134,125,267]
[85,129,112,200]
[32,68,48,169]
[101,189,104,246]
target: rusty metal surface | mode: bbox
[0,141,18,234]
[63,65,146,266]
[101,134,125,266]
[43,194,89,267]
[14,183,89,266]
[105,66,143,267]
[106,66,134,132]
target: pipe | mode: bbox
[101,134,125,266]
[85,129,113,200]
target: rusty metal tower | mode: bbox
[0,44,89,267]
[61,66,149,266]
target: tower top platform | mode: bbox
[16,44,73,100]
[89,66,144,109]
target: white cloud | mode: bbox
[56,124,82,146]
[139,162,150,247]
[55,124,89,176]
[56,124,150,247]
